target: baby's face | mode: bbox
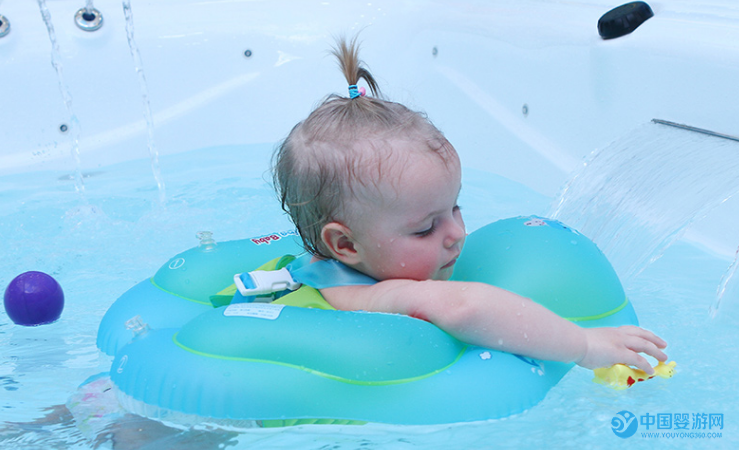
[346,144,465,281]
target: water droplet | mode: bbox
[400,262,406,267]
[498,339,504,345]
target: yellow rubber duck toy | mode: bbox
[593,361,677,390]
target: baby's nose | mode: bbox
[444,221,466,248]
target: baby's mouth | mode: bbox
[441,258,457,269]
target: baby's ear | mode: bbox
[321,222,361,265]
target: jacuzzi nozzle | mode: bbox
[0,15,10,38]
[74,7,103,32]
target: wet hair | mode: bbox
[272,36,456,258]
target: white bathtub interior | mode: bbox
[2,0,739,448]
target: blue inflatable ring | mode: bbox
[97,217,638,426]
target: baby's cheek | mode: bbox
[376,260,405,279]
[413,261,441,281]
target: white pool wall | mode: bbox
[2,0,739,257]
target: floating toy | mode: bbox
[594,361,677,390]
[4,271,64,326]
[98,216,640,426]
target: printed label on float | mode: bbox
[250,229,299,245]
[224,303,285,320]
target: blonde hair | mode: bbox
[272,36,455,257]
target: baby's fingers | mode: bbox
[625,335,668,363]
[620,325,667,349]
[620,351,655,375]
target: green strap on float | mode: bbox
[209,255,293,307]
[271,285,335,310]
[209,255,336,310]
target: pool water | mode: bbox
[1,143,737,449]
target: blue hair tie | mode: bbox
[348,85,365,99]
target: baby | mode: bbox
[272,37,667,374]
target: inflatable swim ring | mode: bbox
[97,216,638,426]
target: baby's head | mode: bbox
[273,37,465,281]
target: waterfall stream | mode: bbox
[37,0,86,200]
[550,120,739,316]
[122,0,166,205]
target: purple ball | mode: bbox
[4,271,64,326]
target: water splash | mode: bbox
[122,0,166,205]
[710,245,739,319]
[37,0,86,200]
[550,121,739,285]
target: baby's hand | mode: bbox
[577,326,667,375]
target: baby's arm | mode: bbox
[321,280,667,374]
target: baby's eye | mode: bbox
[415,223,436,237]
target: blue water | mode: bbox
[1,144,736,449]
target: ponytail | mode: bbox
[331,35,381,98]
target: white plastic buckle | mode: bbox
[233,267,301,297]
